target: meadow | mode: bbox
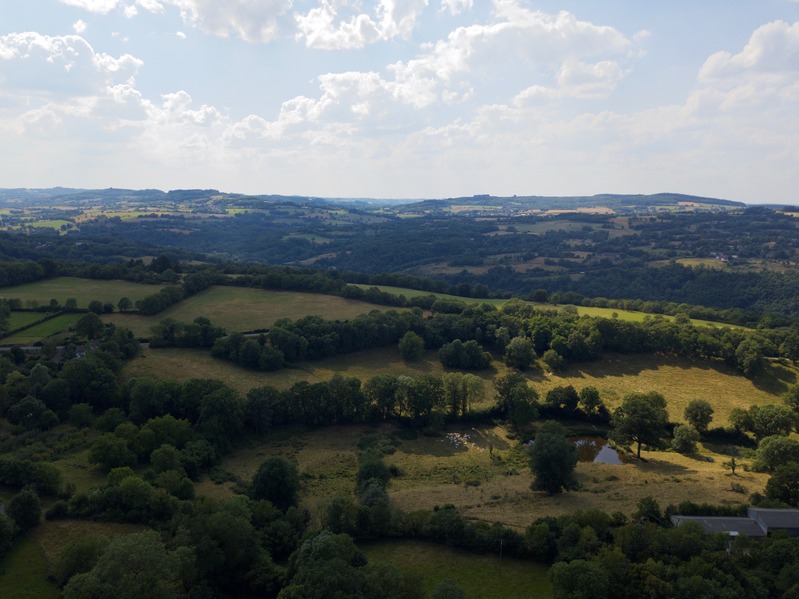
[1,314,84,345]
[362,541,552,599]
[352,284,740,328]
[0,277,169,307]
[104,286,408,338]
[123,344,786,426]
[195,420,770,532]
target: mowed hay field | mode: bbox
[0,277,170,307]
[195,423,770,532]
[104,286,409,337]
[532,353,795,424]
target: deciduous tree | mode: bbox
[529,421,577,495]
[610,391,669,458]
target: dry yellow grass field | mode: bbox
[531,353,795,424]
[198,423,768,531]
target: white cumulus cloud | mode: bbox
[60,0,121,14]
[440,0,472,16]
[295,0,430,50]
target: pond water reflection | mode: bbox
[573,437,625,464]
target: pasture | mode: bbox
[7,311,47,330]
[196,421,769,531]
[123,344,782,425]
[123,347,454,396]
[1,314,84,345]
[0,277,170,307]
[351,284,741,328]
[362,541,552,599]
[103,286,408,338]
[534,352,792,423]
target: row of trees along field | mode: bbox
[151,298,798,379]
[4,313,799,596]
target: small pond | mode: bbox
[524,436,627,464]
[573,437,625,464]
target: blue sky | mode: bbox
[1,1,798,203]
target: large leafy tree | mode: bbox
[610,391,669,458]
[529,421,577,495]
[252,456,300,511]
[62,530,187,599]
[684,399,714,434]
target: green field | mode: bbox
[7,311,47,330]
[1,313,84,345]
[0,277,170,307]
[354,284,747,328]
[362,541,552,599]
[0,536,59,599]
[123,346,455,396]
[104,286,409,338]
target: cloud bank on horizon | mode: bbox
[1,0,797,203]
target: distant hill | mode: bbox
[0,188,744,211]
[396,193,744,213]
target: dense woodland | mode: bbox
[3,190,799,597]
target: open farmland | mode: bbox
[0,277,170,307]
[1,313,83,345]
[103,286,409,337]
[123,347,456,396]
[195,422,769,531]
[123,344,780,424]
[533,353,793,423]
[353,284,747,328]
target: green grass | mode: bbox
[0,535,59,599]
[0,277,170,307]
[26,220,72,231]
[104,286,409,338]
[1,314,84,345]
[353,284,747,328]
[123,346,459,396]
[51,446,106,495]
[362,540,551,599]
[8,311,47,330]
[353,284,507,306]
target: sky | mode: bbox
[1,1,798,203]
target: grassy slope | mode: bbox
[104,286,409,337]
[124,345,788,424]
[2,314,83,345]
[353,284,745,328]
[0,277,169,307]
[198,422,770,531]
[123,347,456,396]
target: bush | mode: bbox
[672,424,700,454]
